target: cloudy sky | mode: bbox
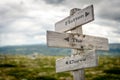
[0,0,120,46]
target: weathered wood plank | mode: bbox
[47,31,109,50]
[70,8,85,80]
[55,5,94,32]
[72,69,85,80]
[56,49,98,73]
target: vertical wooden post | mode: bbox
[70,8,85,80]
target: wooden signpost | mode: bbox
[56,49,98,73]
[47,31,109,51]
[55,5,94,32]
[47,5,109,80]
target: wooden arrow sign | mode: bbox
[56,49,98,73]
[55,5,94,32]
[47,31,109,50]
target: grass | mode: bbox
[0,54,119,80]
[85,56,120,80]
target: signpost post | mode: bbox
[70,8,86,80]
[47,5,109,80]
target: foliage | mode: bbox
[85,56,120,80]
[0,55,119,80]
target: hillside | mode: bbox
[0,43,120,56]
[0,45,71,56]
[0,55,119,80]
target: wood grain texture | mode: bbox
[56,49,98,73]
[72,70,84,80]
[55,5,94,32]
[47,31,109,51]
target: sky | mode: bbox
[0,0,120,46]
